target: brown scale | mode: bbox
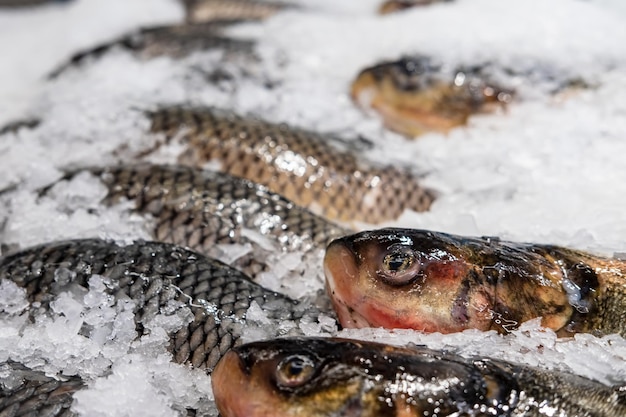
[0,0,71,6]
[0,240,327,416]
[351,56,513,138]
[147,107,434,224]
[0,362,83,417]
[48,23,254,79]
[378,0,454,15]
[44,164,349,281]
[181,0,291,24]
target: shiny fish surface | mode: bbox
[0,362,84,417]
[49,23,254,78]
[324,228,626,336]
[213,337,626,417]
[0,239,320,370]
[147,107,434,224]
[182,0,290,24]
[378,0,453,15]
[47,164,348,285]
[351,56,513,137]
[0,0,70,6]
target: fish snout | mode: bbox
[212,350,252,417]
[324,237,359,294]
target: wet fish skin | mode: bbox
[378,0,454,15]
[212,337,626,417]
[148,107,434,224]
[182,0,291,24]
[48,164,348,282]
[0,0,71,7]
[0,362,83,417]
[324,228,626,336]
[351,55,513,137]
[0,118,40,136]
[0,238,317,370]
[48,23,254,78]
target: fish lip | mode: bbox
[324,238,374,328]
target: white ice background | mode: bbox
[2,0,626,415]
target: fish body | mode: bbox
[351,56,513,137]
[378,0,453,15]
[148,107,434,224]
[0,238,318,370]
[0,118,40,136]
[0,0,71,7]
[182,0,290,24]
[212,337,626,417]
[49,23,253,78]
[324,228,626,336]
[45,164,347,288]
[0,362,83,417]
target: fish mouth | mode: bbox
[324,238,374,328]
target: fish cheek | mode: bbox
[494,268,573,333]
[277,377,370,417]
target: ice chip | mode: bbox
[0,279,29,315]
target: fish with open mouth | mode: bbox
[324,228,626,336]
[212,337,626,417]
[351,56,513,137]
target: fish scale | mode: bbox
[0,239,320,370]
[147,107,434,224]
[0,362,84,417]
[45,164,348,289]
[0,238,327,417]
[181,0,291,23]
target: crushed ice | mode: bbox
[2,0,626,415]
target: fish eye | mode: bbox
[378,245,421,286]
[275,355,316,389]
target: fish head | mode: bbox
[212,338,381,417]
[324,228,496,333]
[213,338,518,417]
[350,57,513,137]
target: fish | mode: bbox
[0,0,71,7]
[351,56,513,137]
[0,118,40,135]
[182,0,291,24]
[146,107,435,224]
[48,23,254,78]
[324,228,626,336]
[39,164,348,294]
[0,239,332,415]
[0,239,324,370]
[378,0,454,15]
[0,361,84,417]
[212,337,626,417]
